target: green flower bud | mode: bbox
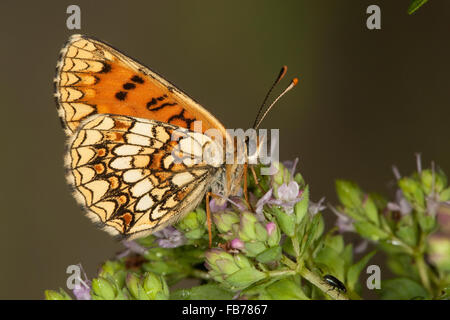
[45,289,72,300]
[126,273,147,300]
[205,249,234,274]
[177,209,207,240]
[213,211,240,233]
[143,272,169,300]
[421,169,447,195]
[92,277,116,300]
[267,222,281,247]
[99,260,125,278]
[399,177,425,208]
[238,212,258,241]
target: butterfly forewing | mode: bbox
[54,34,227,137]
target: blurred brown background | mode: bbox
[0,0,448,299]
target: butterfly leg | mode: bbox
[243,163,255,212]
[205,192,213,248]
[250,164,266,194]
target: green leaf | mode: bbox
[265,278,310,300]
[225,268,267,290]
[170,284,234,300]
[294,186,309,224]
[336,180,363,209]
[301,213,323,255]
[380,278,430,300]
[354,221,389,241]
[272,207,296,237]
[244,241,267,257]
[363,196,379,226]
[396,224,418,247]
[440,188,450,202]
[347,251,376,291]
[417,211,436,233]
[386,255,419,279]
[408,0,428,15]
[256,246,282,263]
[315,246,346,280]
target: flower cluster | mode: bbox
[45,157,450,300]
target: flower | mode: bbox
[210,198,228,213]
[153,226,186,248]
[117,240,149,259]
[309,197,326,215]
[72,264,91,300]
[230,238,245,250]
[329,205,355,233]
[256,182,303,215]
[265,222,276,236]
[387,189,412,216]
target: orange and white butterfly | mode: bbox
[54,34,296,240]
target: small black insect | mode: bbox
[323,274,347,293]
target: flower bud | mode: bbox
[398,177,425,208]
[125,273,144,300]
[177,209,206,240]
[143,272,169,300]
[45,289,72,300]
[267,222,281,247]
[213,211,240,234]
[420,169,447,195]
[238,212,258,241]
[230,238,244,250]
[205,249,234,273]
[91,277,116,300]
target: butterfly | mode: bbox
[54,34,297,241]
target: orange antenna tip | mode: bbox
[292,77,299,86]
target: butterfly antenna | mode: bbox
[254,77,299,130]
[252,66,288,129]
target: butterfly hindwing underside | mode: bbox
[66,114,221,239]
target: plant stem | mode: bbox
[415,253,431,293]
[299,267,351,300]
[190,269,211,281]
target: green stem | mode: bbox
[415,253,431,293]
[267,269,297,278]
[281,255,297,270]
[190,269,211,281]
[299,267,353,300]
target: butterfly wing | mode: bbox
[54,34,227,138]
[66,113,221,239]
